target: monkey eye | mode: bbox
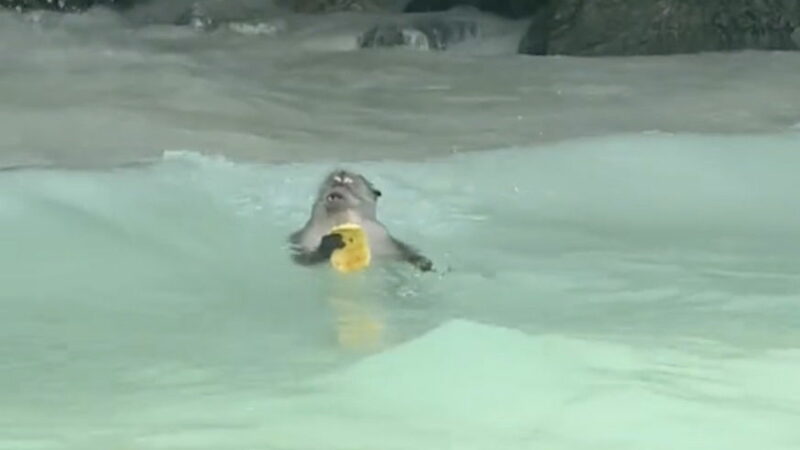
[343,177,353,184]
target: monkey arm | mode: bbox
[391,237,434,272]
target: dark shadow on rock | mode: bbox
[516,2,550,55]
[518,0,800,56]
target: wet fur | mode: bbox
[289,169,433,272]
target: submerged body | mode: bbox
[289,169,433,272]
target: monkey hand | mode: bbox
[410,254,434,272]
[318,232,346,258]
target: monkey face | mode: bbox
[317,169,382,216]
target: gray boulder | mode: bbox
[519,0,800,56]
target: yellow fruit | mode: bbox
[329,223,371,273]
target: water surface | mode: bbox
[1,5,800,449]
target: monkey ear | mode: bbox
[360,175,382,198]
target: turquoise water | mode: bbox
[2,4,800,449]
[3,134,800,449]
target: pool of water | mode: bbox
[1,3,800,449]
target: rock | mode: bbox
[518,0,800,56]
[403,0,545,19]
[0,0,141,13]
[276,0,383,14]
[358,18,480,50]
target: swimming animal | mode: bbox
[288,169,433,272]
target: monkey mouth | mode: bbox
[326,192,345,202]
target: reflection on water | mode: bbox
[329,286,386,351]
